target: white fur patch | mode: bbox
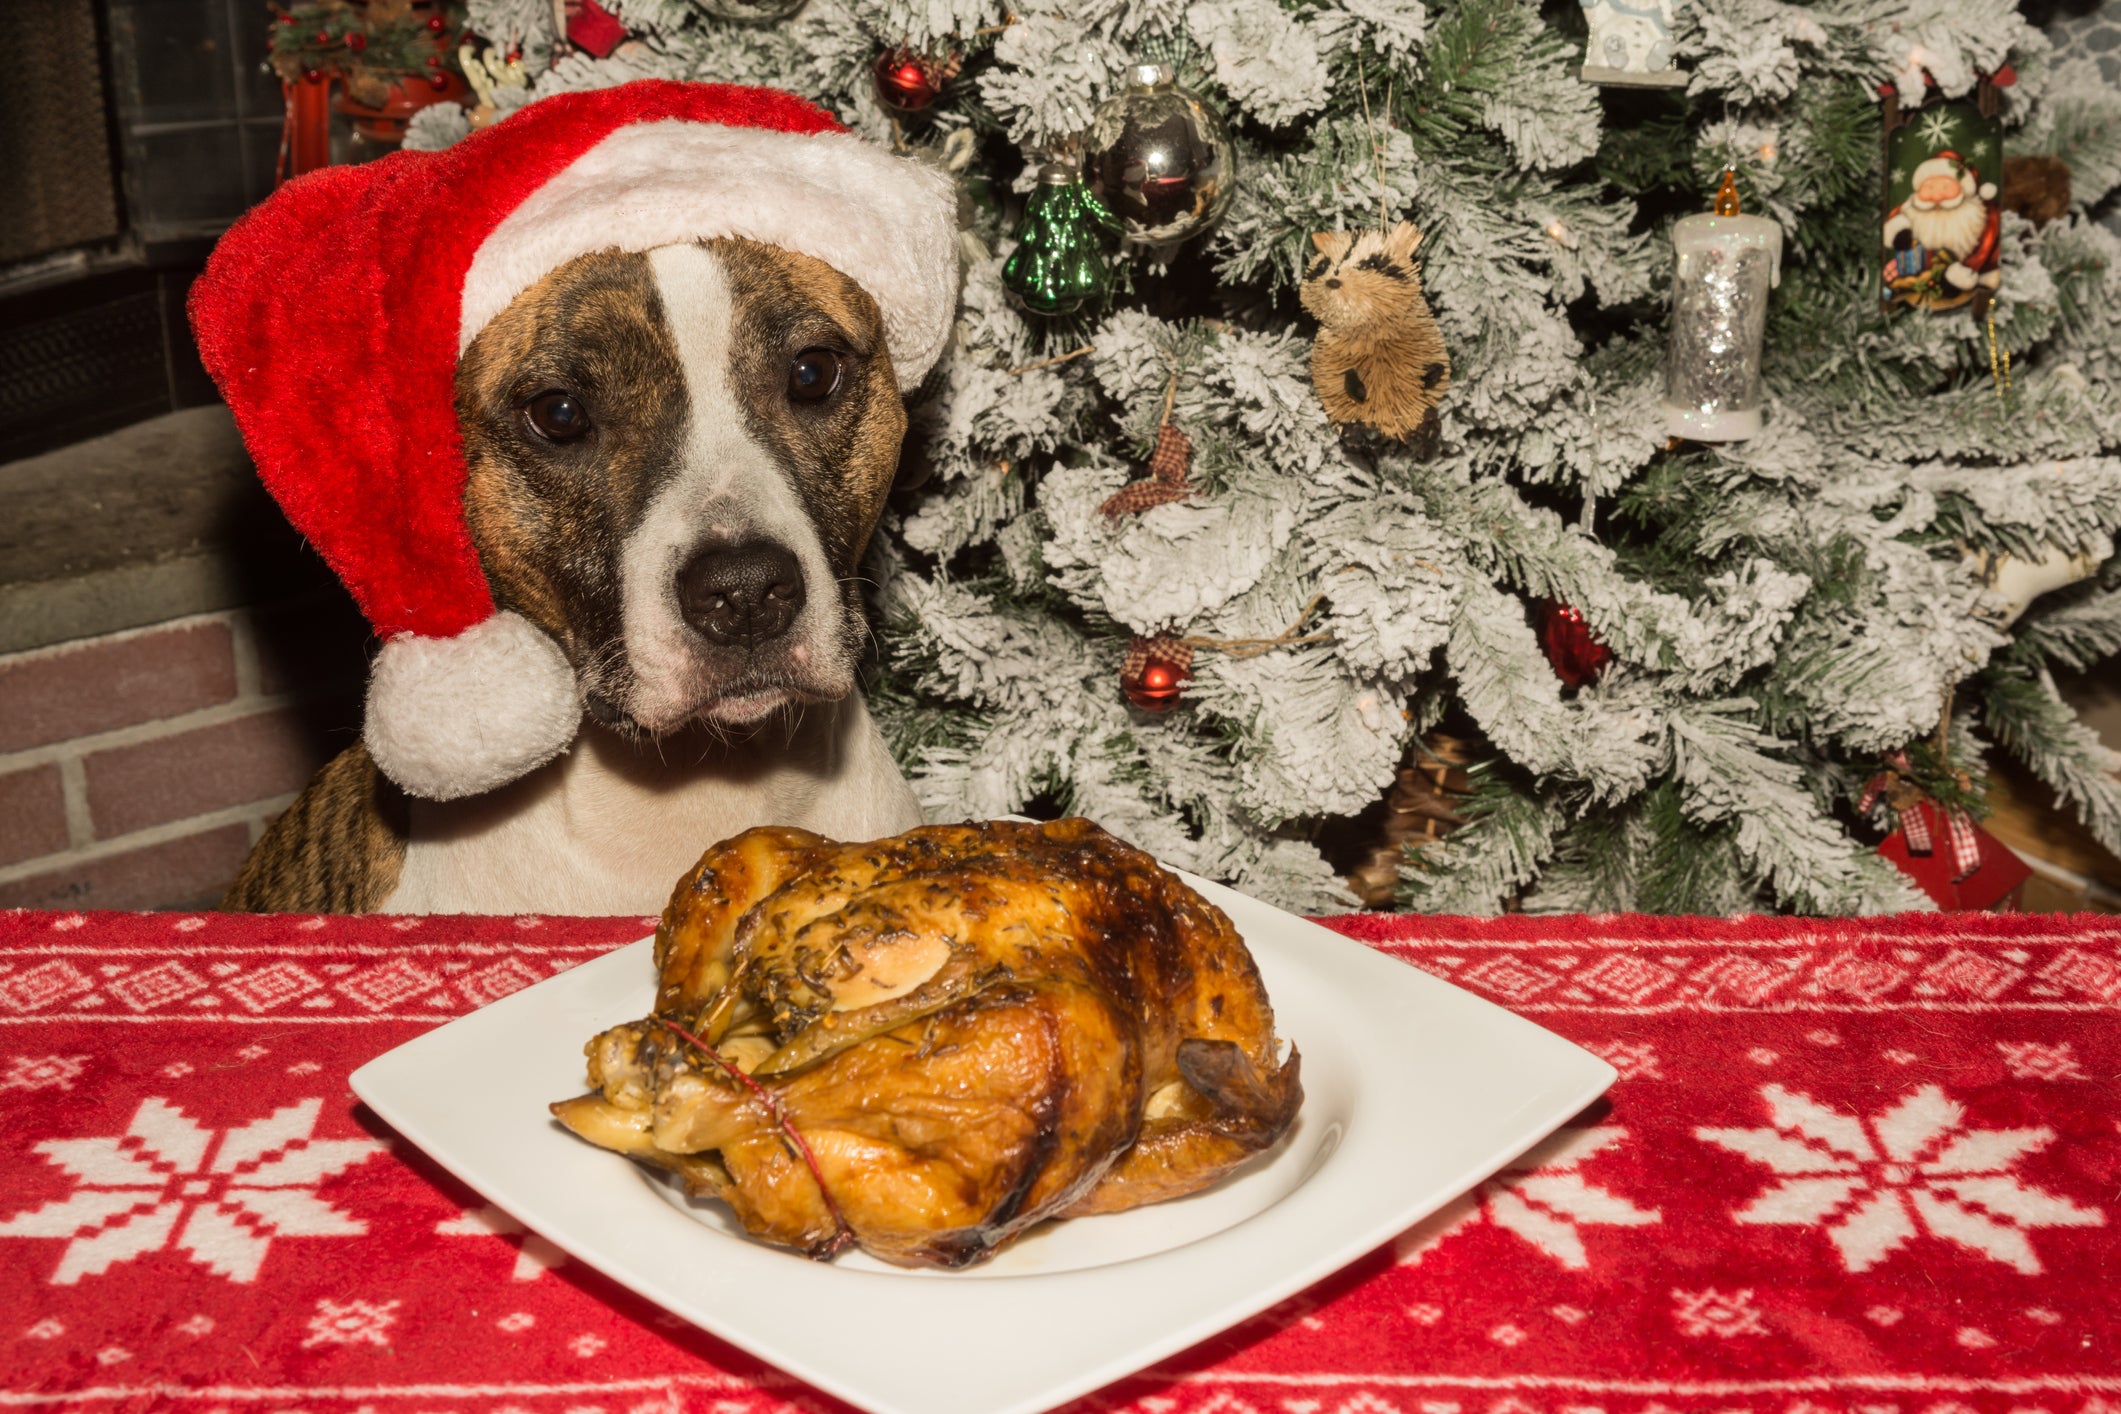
[460,122,958,389]
[616,244,850,731]
[382,700,923,913]
[364,611,580,800]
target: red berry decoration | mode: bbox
[1536,599,1612,691]
[426,70,450,89]
[873,47,945,115]
[426,54,443,66]
[302,66,326,83]
[278,12,295,23]
[426,13,448,31]
[314,29,331,43]
[344,30,366,49]
[1121,637,1194,713]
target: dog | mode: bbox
[222,238,926,914]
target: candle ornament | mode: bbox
[1662,171,1781,443]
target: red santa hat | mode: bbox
[190,81,960,801]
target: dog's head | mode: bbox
[454,238,906,736]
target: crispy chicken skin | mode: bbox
[551,817,1301,1269]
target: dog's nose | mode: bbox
[676,541,806,648]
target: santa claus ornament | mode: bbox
[189,81,958,800]
[1881,76,2006,316]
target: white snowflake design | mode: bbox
[1697,1083,2105,1274]
[1,1055,90,1092]
[0,1096,384,1283]
[1917,109,1957,149]
[435,1204,566,1279]
[1396,1126,1660,1270]
[1671,1286,1767,1338]
[1996,1041,2088,1081]
[305,1298,398,1348]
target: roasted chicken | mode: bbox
[552,817,1301,1269]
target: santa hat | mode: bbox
[191,81,960,801]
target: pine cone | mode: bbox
[1346,733,1477,907]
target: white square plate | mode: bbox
[352,869,1613,1414]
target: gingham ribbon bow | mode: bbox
[1860,752,1982,881]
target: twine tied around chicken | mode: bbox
[656,1017,854,1258]
[1858,751,1982,881]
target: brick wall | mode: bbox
[0,606,365,910]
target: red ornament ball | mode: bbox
[277,12,295,23]
[873,47,943,114]
[1123,659,1190,712]
[313,29,331,43]
[426,53,443,66]
[344,30,366,49]
[1536,599,1612,691]
[426,12,449,31]
[302,66,326,83]
[426,70,450,89]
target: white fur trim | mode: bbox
[461,122,960,389]
[364,611,582,800]
[1945,261,1977,291]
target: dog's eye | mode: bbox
[787,349,844,404]
[524,390,591,441]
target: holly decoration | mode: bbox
[873,46,956,116]
[1122,636,1193,712]
[1003,164,1114,318]
[1536,599,1611,690]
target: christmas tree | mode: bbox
[414,0,2121,915]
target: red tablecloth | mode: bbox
[2,908,2117,1414]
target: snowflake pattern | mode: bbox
[305,1298,398,1348]
[1671,1287,1768,1338]
[0,1096,384,1283]
[1396,1127,1660,1270]
[1917,109,1957,149]
[1996,1041,2088,1081]
[1,1054,90,1092]
[435,1204,566,1279]
[1697,1084,2105,1273]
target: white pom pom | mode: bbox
[364,611,581,800]
[1978,182,1998,201]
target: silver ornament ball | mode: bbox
[1081,63,1235,252]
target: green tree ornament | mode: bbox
[1002,164,1114,317]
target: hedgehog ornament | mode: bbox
[1300,223,1451,444]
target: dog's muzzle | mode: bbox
[676,539,806,649]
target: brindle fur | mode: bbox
[225,239,906,913]
[222,743,408,911]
